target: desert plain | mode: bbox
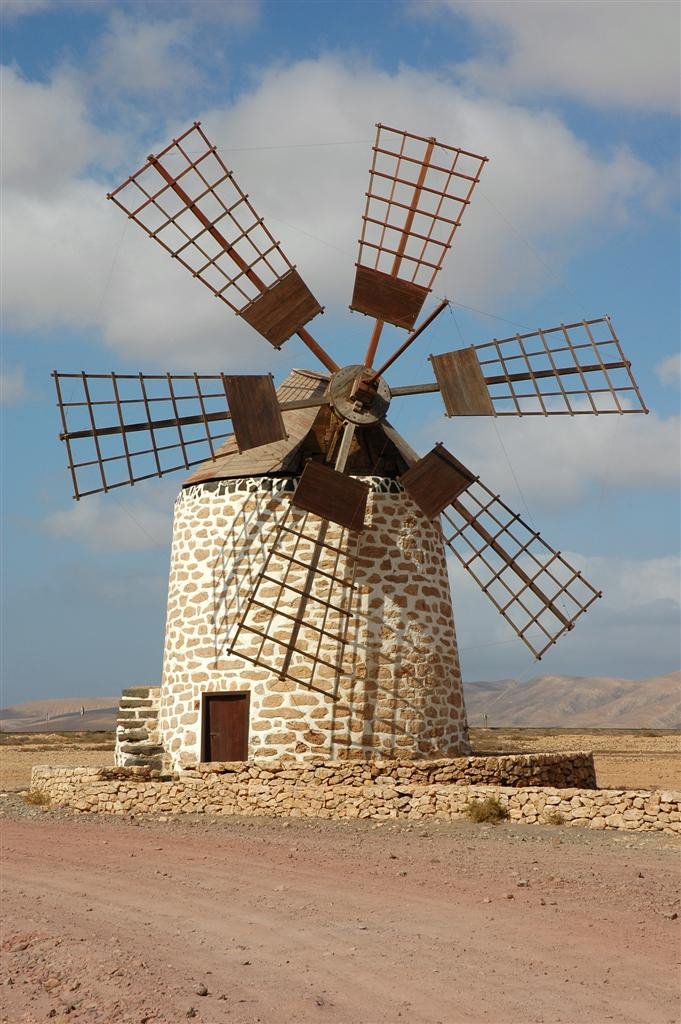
[1,727,679,1024]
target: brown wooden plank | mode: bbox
[400,444,475,519]
[350,265,428,330]
[291,460,369,531]
[223,374,287,452]
[430,348,495,416]
[185,369,330,485]
[240,268,323,347]
[202,693,249,761]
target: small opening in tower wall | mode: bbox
[201,692,250,762]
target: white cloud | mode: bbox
[656,352,681,387]
[3,56,666,371]
[571,551,680,611]
[450,546,680,680]
[427,410,680,510]
[93,11,198,98]
[44,480,176,551]
[420,1,680,113]
[0,65,118,194]
[0,366,28,404]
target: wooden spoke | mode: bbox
[368,299,449,382]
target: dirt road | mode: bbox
[1,803,679,1024]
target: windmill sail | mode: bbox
[53,369,327,498]
[385,431,601,659]
[107,122,323,348]
[430,317,648,416]
[53,370,236,498]
[351,123,487,330]
[228,510,360,696]
[442,479,601,659]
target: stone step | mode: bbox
[117,709,158,721]
[119,698,154,708]
[118,742,165,756]
[122,686,155,698]
[117,728,150,742]
[120,755,164,770]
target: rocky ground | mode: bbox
[1,794,679,1024]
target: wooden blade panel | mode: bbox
[472,317,648,416]
[229,511,360,696]
[108,122,322,343]
[292,461,369,532]
[351,123,487,328]
[399,444,476,519]
[351,267,428,331]
[430,347,495,416]
[224,374,287,453]
[240,269,323,349]
[53,371,232,498]
[442,480,601,659]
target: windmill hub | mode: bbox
[329,364,391,425]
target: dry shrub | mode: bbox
[466,796,509,824]
[545,808,565,825]
[23,789,51,808]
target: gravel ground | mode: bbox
[1,793,680,1024]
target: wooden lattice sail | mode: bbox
[351,123,487,331]
[430,317,648,417]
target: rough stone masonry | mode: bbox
[147,476,469,770]
[31,758,680,836]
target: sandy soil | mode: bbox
[1,800,680,1024]
[0,735,114,791]
[1,749,114,790]
[470,730,681,791]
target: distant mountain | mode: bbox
[463,672,681,728]
[0,696,118,732]
[1,672,679,733]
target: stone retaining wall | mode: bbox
[179,752,598,789]
[30,751,678,835]
[30,760,679,835]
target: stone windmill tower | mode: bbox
[53,122,647,770]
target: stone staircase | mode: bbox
[114,686,164,770]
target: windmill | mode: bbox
[53,122,647,769]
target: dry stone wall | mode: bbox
[30,757,678,835]
[160,477,468,769]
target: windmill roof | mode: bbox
[184,369,330,486]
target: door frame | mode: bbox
[200,691,250,762]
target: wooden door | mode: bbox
[202,693,249,762]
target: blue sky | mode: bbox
[1,0,679,706]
